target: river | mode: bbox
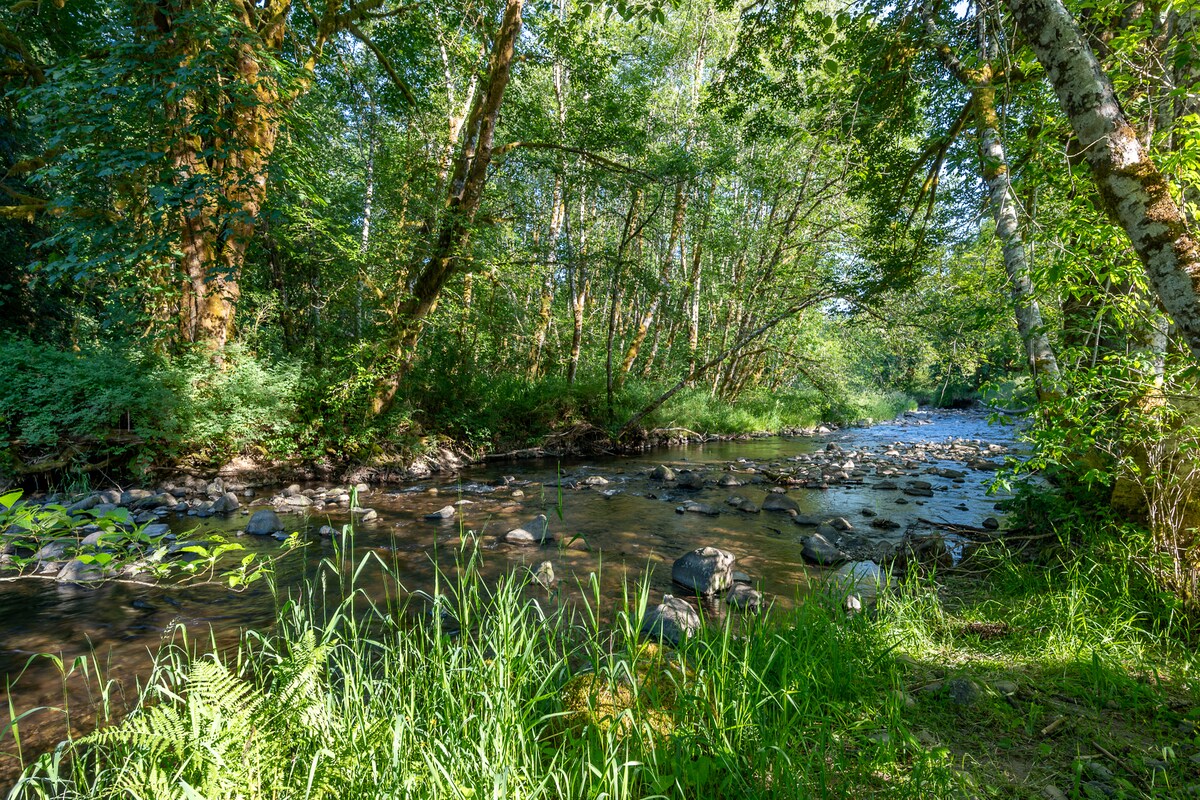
[0,408,1020,788]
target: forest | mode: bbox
[1,0,1200,797]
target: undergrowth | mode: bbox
[7,503,1200,799]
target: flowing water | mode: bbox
[0,408,1021,787]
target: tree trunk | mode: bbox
[976,87,1062,397]
[528,174,565,378]
[1006,0,1200,361]
[921,2,1062,397]
[565,184,590,385]
[619,183,687,383]
[369,0,525,415]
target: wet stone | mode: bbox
[641,595,700,645]
[802,533,845,566]
[246,509,284,536]
[504,514,553,545]
[671,546,735,595]
[425,505,456,520]
[726,583,763,613]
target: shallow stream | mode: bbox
[0,408,1021,787]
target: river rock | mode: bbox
[66,494,100,514]
[828,516,854,531]
[873,480,898,490]
[675,471,706,490]
[761,493,799,513]
[142,523,171,538]
[530,560,555,589]
[802,532,845,565]
[726,583,763,612]
[283,484,302,497]
[650,465,676,481]
[135,492,176,510]
[832,560,885,604]
[284,494,313,508]
[56,558,105,584]
[982,517,1000,530]
[246,509,284,536]
[640,595,700,645]
[354,508,378,522]
[671,546,735,595]
[425,505,456,520]
[211,492,241,514]
[34,540,70,562]
[319,525,337,537]
[581,475,609,486]
[121,489,153,505]
[504,514,553,544]
[717,474,742,487]
[676,501,720,516]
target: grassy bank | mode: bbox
[0,338,914,483]
[8,510,1199,799]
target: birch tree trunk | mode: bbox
[921,1,1062,397]
[1006,0,1200,361]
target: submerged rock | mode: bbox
[671,546,735,595]
[676,500,720,516]
[641,595,700,645]
[761,493,799,513]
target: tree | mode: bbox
[1005,0,1200,362]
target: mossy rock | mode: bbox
[555,646,686,740]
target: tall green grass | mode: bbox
[7,542,959,799]
[11,504,1191,799]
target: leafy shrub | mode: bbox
[0,338,303,476]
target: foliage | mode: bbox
[0,489,274,589]
[12,530,1200,798]
[0,338,302,474]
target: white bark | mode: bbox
[1006,0,1200,361]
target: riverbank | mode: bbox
[12,410,1191,798]
[8,510,1198,799]
[0,338,914,488]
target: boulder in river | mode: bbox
[504,514,553,544]
[675,471,706,490]
[640,595,700,645]
[676,501,720,516]
[725,584,764,613]
[211,492,241,514]
[761,493,799,513]
[56,558,105,584]
[650,465,676,482]
[802,532,846,566]
[671,546,735,595]
[831,560,885,605]
[246,509,284,536]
